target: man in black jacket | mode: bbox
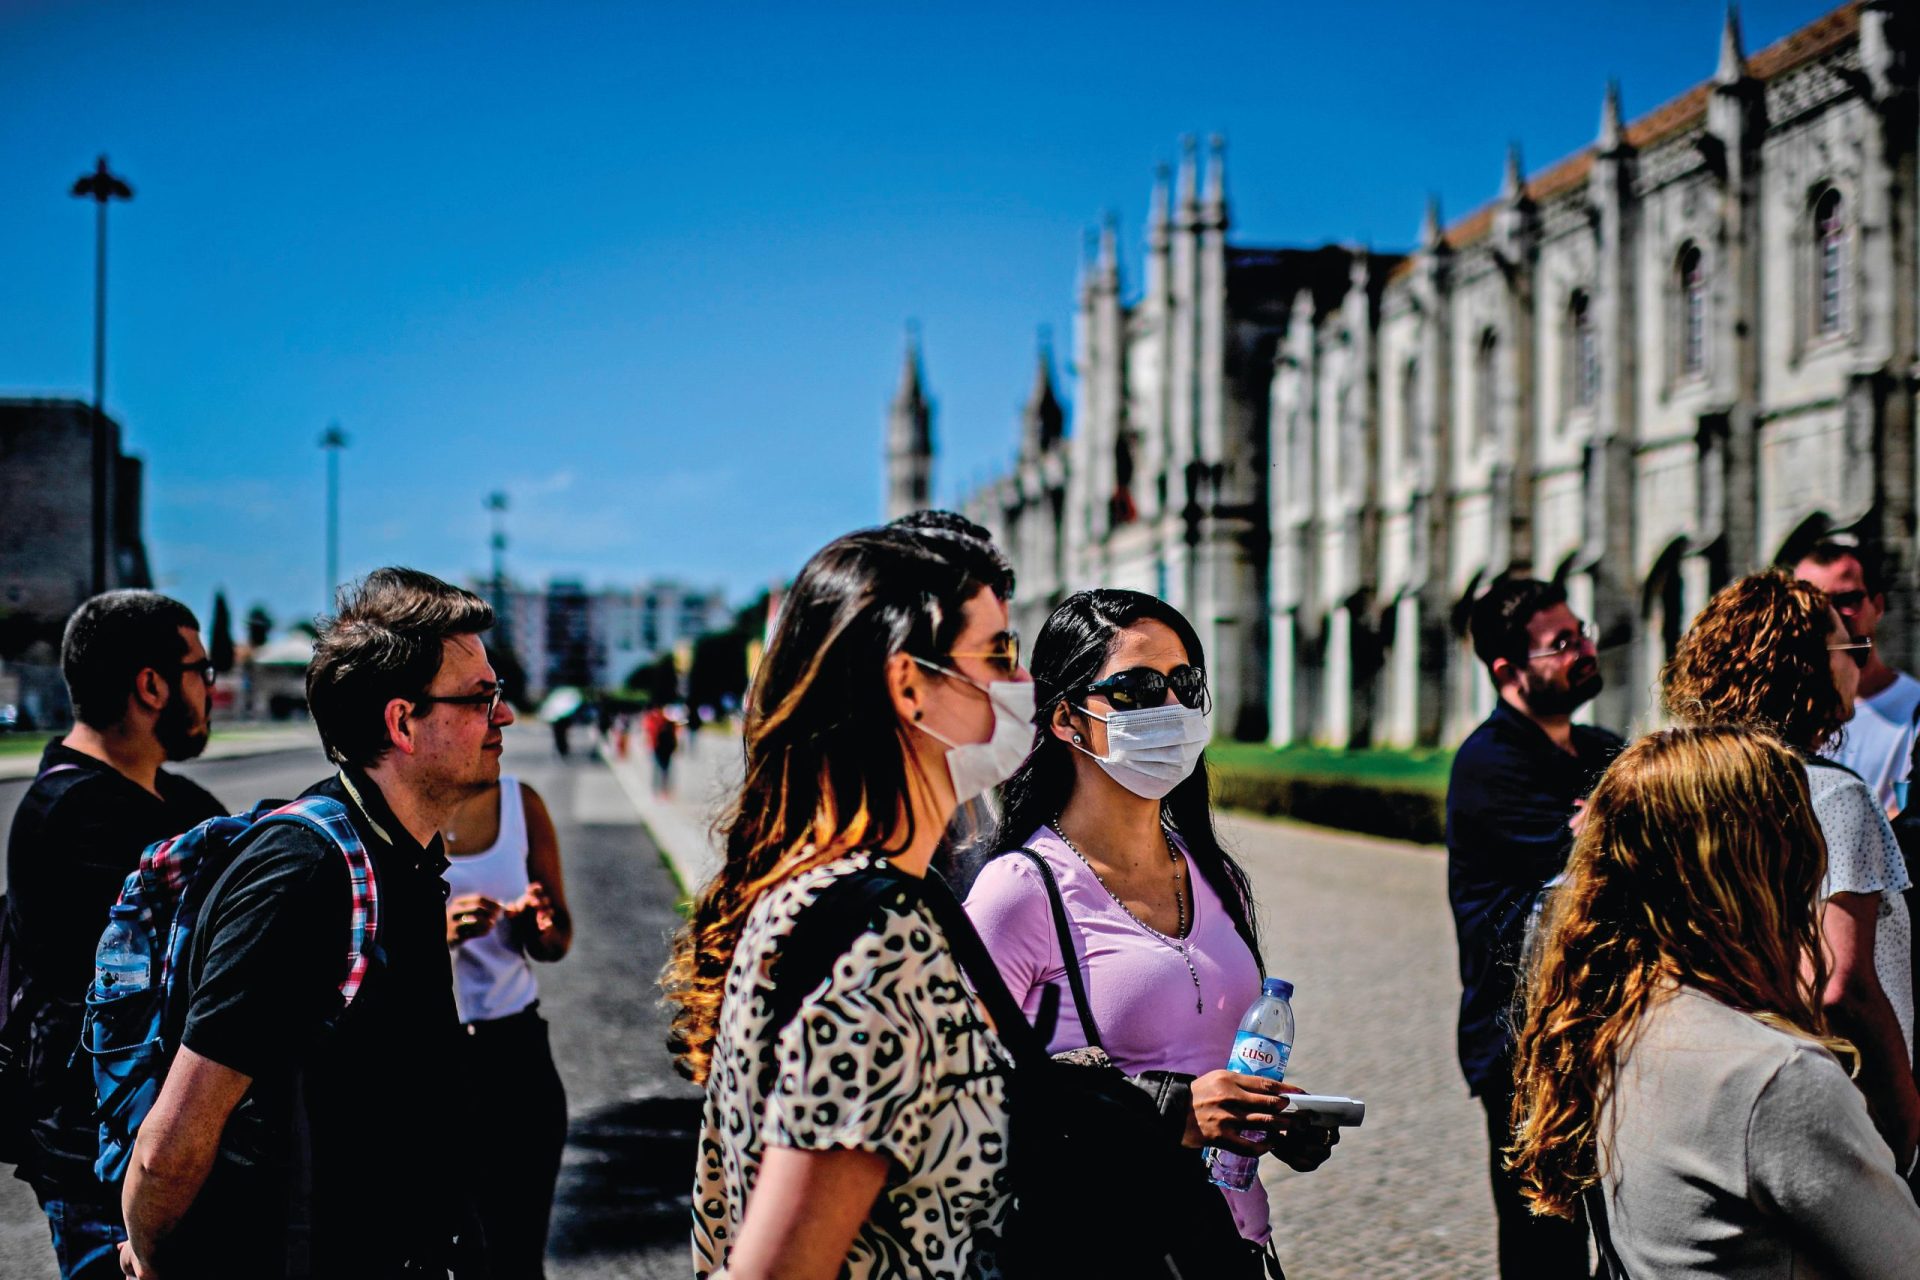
[120,568,512,1279]
[6,592,223,1280]
[1447,576,1622,1278]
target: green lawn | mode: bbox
[0,732,55,757]
[1206,741,1455,797]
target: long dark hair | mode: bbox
[664,521,1013,1083]
[993,588,1262,967]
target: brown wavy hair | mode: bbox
[1661,569,1847,751]
[1507,726,1850,1218]
[662,522,1013,1083]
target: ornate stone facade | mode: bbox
[905,2,1919,746]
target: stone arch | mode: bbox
[1639,537,1691,713]
[1773,510,1835,570]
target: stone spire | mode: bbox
[1148,162,1171,250]
[1599,78,1625,152]
[1202,134,1227,224]
[1096,210,1119,291]
[885,326,933,519]
[1176,134,1199,222]
[1021,328,1065,458]
[1420,193,1443,252]
[1502,141,1527,204]
[1716,4,1747,86]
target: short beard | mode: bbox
[156,684,210,762]
[1525,671,1604,718]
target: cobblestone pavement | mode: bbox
[1226,812,1499,1278]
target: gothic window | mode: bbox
[1569,290,1598,409]
[1677,244,1706,378]
[1815,188,1847,338]
[1475,329,1499,449]
[1401,358,1421,465]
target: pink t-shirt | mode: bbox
[963,826,1269,1243]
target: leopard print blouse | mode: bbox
[692,853,1014,1278]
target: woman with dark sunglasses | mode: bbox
[963,589,1336,1275]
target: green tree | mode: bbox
[209,592,236,674]
[625,653,679,706]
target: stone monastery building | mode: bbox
[887,2,1920,747]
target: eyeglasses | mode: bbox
[413,683,507,718]
[1828,637,1874,654]
[1525,621,1597,662]
[948,631,1022,675]
[1078,664,1209,712]
[177,660,217,686]
[1828,589,1870,611]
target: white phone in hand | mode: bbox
[1281,1094,1366,1127]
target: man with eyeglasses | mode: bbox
[4,592,226,1280]
[1794,540,1920,815]
[1446,576,1624,1279]
[119,568,508,1280]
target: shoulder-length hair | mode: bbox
[1508,725,1848,1218]
[990,588,1260,966]
[1662,569,1847,752]
[663,522,1012,1084]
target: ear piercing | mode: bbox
[913,710,923,721]
[1072,733,1083,744]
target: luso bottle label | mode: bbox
[1228,1030,1291,1080]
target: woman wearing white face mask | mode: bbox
[964,589,1338,1276]
[665,518,1032,1280]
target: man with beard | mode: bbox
[5,592,224,1279]
[1793,540,1920,815]
[1446,576,1622,1279]
[120,567,507,1279]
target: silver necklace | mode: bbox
[1051,816,1202,1014]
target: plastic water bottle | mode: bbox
[1207,977,1296,1192]
[93,905,151,998]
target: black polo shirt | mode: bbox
[1445,701,1623,1096]
[165,768,465,1277]
[5,741,224,1195]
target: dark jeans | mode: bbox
[35,1190,123,1280]
[1480,1081,1590,1279]
[458,1006,568,1280]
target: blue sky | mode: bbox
[2,0,1832,635]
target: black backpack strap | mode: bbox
[917,869,1057,1067]
[1011,846,1103,1050]
[768,865,918,1040]
[1584,1184,1631,1280]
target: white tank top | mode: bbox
[443,777,541,1023]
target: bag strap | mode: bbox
[917,869,1058,1067]
[1012,846,1103,1050]
[1583,1184,1631,1280]
[252,797,382,1007]
[768,865,918,1039]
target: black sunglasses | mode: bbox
[175,660,217,686]
[413,683,508,718]
[1079,665,1208,712]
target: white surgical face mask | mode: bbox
[911,659,1037,803]
[1072,702,1210,799]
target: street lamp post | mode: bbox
[486,490,509,611]
[320,422,348,609]
[71,155,134,596]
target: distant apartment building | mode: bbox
[492,578,730,697]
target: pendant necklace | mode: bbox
[1051,816,1202,1014]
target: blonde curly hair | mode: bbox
[1661,569,1848,751]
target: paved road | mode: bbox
[0,726,702,1279]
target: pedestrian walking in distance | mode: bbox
[118,568,509,1279]
[664,518,1028,1280]
[1510,726,1920,1276]
[1446,576,1622,1278]
[1663,570,1919,1169]
[442,774,573,1279]
[965,588,1338,1276]
[4,592,224,1280]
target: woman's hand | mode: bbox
[446,893,504,945]
[1264,1082,1342,1172]
[1182,1070,1292,1153]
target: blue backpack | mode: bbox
[82,795,381,1184]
